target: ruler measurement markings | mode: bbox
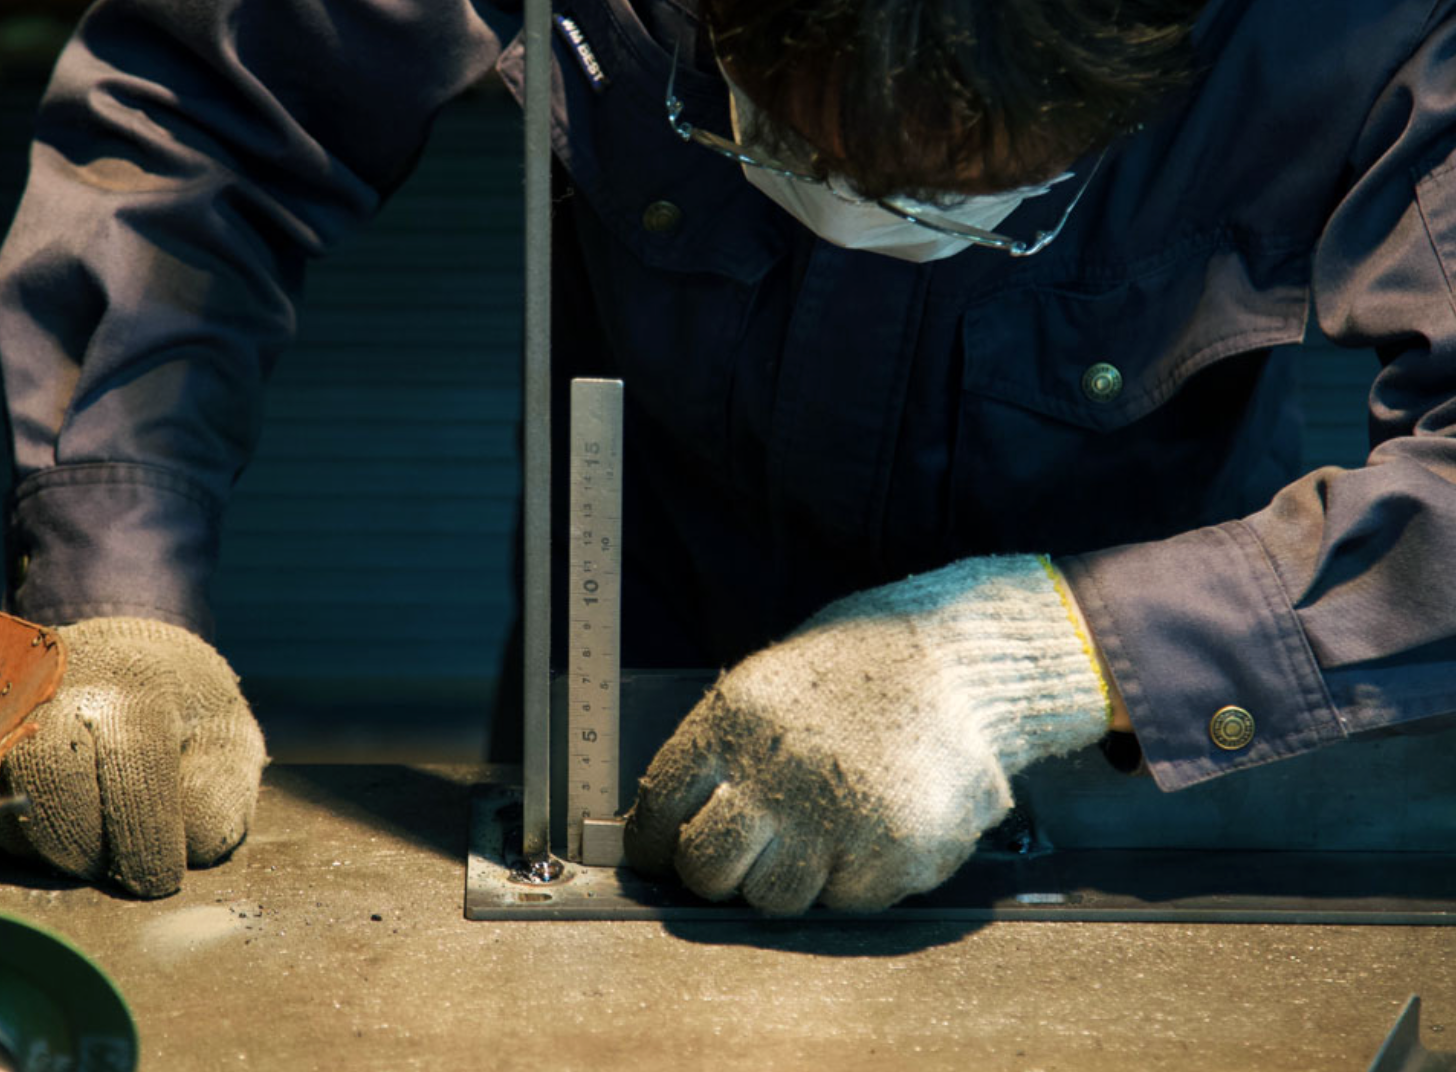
[566,379,623,862]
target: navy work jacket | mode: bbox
[2,0,1456,790]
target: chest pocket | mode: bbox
[950,237,1311,554]
[496,4,786,475]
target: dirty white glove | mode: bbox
[0,617,268,898]
[624,554,1109,914]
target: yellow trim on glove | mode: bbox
[1038,554,1114,728]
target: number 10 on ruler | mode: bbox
[566,378,624,862]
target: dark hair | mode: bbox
[701,0,1206,201]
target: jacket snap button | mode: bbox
[1209,705,1255,751]
[642,200,683,234]
[1081,362,1123,403]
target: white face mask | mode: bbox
[723,71,1073,263]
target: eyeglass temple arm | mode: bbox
[1011,148,1108,257]
[666,40,693,139]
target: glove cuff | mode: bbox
[57,617,242,695]
[870,554,1112,774]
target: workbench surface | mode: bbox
[1,764,1451,1071]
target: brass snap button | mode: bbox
[1209,705,1255,751]
[1081,362,1123,403]
[642,200,683,234]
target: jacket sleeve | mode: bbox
[0,0,510,636]
[1059,3,1456,790]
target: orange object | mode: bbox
[0,614,66,764]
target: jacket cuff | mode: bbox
[1058,520,1346,791]
[8,463,221,638]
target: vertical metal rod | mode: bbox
[520,0,553,860]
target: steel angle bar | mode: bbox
[466,784,1456,922]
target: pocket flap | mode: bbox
[961,240,1310,431]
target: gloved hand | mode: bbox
[0,617,268,898]
[624,554,1109,914]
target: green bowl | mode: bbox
[0,913,137,1071]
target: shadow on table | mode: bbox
[265,763,493,864]
[0,854,92,895]
[659,917,988,956]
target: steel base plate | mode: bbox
[465,783,1456,922]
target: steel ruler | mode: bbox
[564,378,624,862]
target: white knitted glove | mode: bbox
[0,617,268,898]
[624,554,1109,914]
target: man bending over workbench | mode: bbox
[0,0,1451,910]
